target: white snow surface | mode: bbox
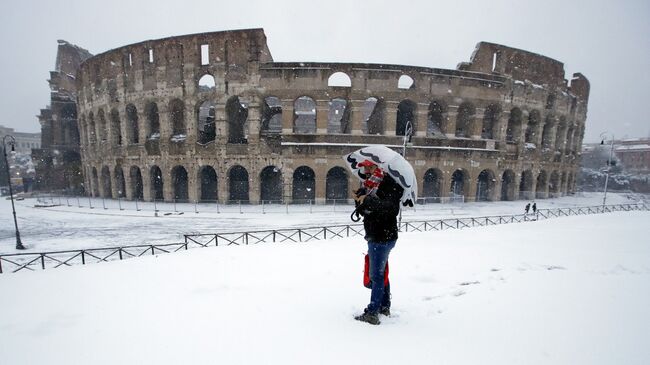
[0,211,648,364]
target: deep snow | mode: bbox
[0,211,648,364]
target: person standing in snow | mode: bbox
[525,202,531,214]
[353,160,403,325]
[532,202,537,213]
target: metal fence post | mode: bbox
[118,197,123,211]
[89,196,93,209]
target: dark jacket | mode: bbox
[357,174,403,243]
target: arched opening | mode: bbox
[170,99,186,139]
[519,170,534,199]
[97,109,107,143]
[126,104,139,144]
[260,166,282,203]
[476,170,495,202]
[150,166,164,201]
[91,167,99,197]
[294,96,316,134]
[500,170,516,201]
[87,112,96,144]
[326,167,348,203]
[110,108,122,145]
[450,169,469,201]
[172,166,189,202]
[226,96,248,143]
[261,96,282,134]
[130,166,143,200]
[455,102,475,138]
[101,166,112,198]
[229,165,249,203]
[423,168,442,203]
[427,101,445,137]
[542,115,555,150]
[327,98,351,134]
[549,171,560,196]
[536,171,548,199]
[198,74,216,92]
[482,104,501,139]
[363,97,385,135]
[145,102,160,140]
[398,75,414,89]
[292,166,315,202]
[327,72,352,87]
[199,166,218,202]
[115,166,126,198]
[506,108,522,142]
[197,100,216,144]
[396,100,416,137]
[525,110,541,144]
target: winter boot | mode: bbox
[355,311,380,325]
[380,307,391,317]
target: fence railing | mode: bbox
[1,203,646,274]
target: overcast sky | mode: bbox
[1,0,648,142]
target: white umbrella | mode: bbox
[343,145,417,207]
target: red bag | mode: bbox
[363,254,389,288]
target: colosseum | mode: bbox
[75,28,589,204]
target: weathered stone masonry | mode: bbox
[75,28,589,203]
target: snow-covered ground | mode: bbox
[0,211,648,364]
[0,192,646,254]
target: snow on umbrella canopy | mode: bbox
[343,145,417,207]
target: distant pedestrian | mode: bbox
[525,203,531,214]
[532,202,537,213]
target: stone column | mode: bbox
[281,99,294,134]
[350,99,365,135]
[187,165,199,203]
[316,100,329,134]
[416,106,428,137]
[218,165,229,204]
[124,168,133,201]
[163,167,174,202]
[283,169,294,204]
[470,108,484,139]
[142,167,152,202]
[495,111,509,142]
[249,165,260,204]
[246,99,261,145]
[384,101,398,136]
[110,166,119,199]
[445,107,458,138]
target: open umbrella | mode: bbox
[343,145,417,207]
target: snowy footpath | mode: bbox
[1,211,649,364]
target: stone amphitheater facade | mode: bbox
[76,28,589,204]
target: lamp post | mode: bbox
[2,135,26,249]
[599,132,615,206]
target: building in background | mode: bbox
[32,40,92,193]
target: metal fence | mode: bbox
[1,203,646,274]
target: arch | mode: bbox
[171,165,189,202]
[482,104,501,139]
[226,96,248,143]
[145,102,160,140]
[549,171,560,196]
[541,115,555,149]
[326,167,348,203]
[525,110,541,144]
[363,97,385,135]
[91,167,99,197]
[455,102,475,138]
[500,170,516,201]
[110,108,122,145]
[327,98,351,134]
[170,98,186,137]
[130,166,143,200]
[294,96,316,134]
[398,75,414,90]
[427,101,446,136]
[229,165,249,202]
[199,165,218,202]
[423,168,442,203]
[115,166,126,198]
[506,108,522,142]
[126,104,139,144]
[519,170,534,199]
[87,112,96,144]
[292,166,316,202]
[536,170,548,199]
[327,72,352,87]
[261,96,282,134]
[450,169,469,201]
[97,109,107,143]
[198,74,216,92]
[260,166,282,203]
[476,169,496,202]
[150,166,164,201]
[101,166,112,198]
[197,100,216,144]
[396,99,416,136]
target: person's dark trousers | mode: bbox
[366,239,396,314]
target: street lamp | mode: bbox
[2,135,26,249]
[599,132,615,206]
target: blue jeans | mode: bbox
[366,240,396,314]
